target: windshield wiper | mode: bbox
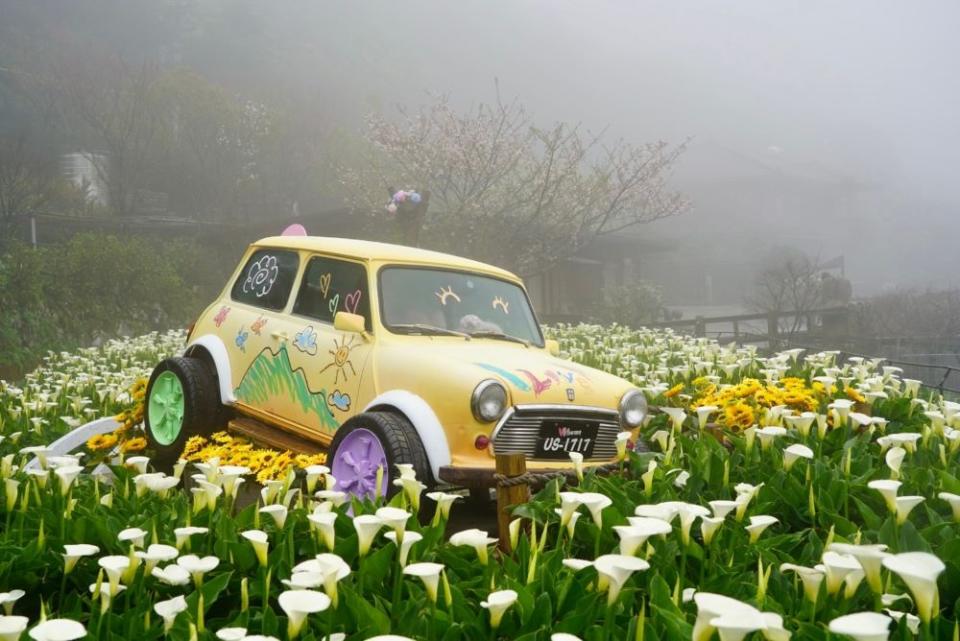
[390,323,471,339]
[467,330,530,346]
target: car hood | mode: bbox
[375,338,632,409]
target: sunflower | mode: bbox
[87,432,118,451]
[664,383,685,398]
[724,402,755,430]
[121,436,148,453]
[845,387,866,404]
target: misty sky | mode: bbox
[276,0,958,294]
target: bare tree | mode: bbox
[339,91,687,275]
[41,56,165,216]
[747,248,825,335]
[0,136,56,221]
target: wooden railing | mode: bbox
[648,306,851,347]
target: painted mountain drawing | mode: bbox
[234,344,339,432]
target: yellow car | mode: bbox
[144,233,647,496]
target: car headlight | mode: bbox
[619,389,648,427]
[472,379,508,423]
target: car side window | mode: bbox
[230,249,300,311]
[293,256,370,329]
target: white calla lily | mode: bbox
[352,515,384,557]
[242,529,270,567]
[827,543,890,594]
[745,515,778,543]
[480,589,518,629]
[882,552,946,624]
[27,618,86,641]
[449,528,497,565]
[828,612,892,641]
[278,589,330,639]
[593,554,649,605]
[154,595,188,633]
[402,562,444,603]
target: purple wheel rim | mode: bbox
[331,428,389,501]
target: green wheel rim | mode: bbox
[148,371,185,446]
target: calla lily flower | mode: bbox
[551,634,583,641]
[554,508,581,540]
[696,405,718,430]
[782,444,814,471]
[449,528,497,565]
[191,480,222,513]
[868,480,902,513]
[215,627,248,641]
[176,554,220,588]
[894,496,925,524]
[4,480,18,512]
[746,515,778,543]
[692,593,759,641]
[641,459,657,495]
[558,492,584,530]
[885,447,905,479]
[786,412,817,438]
[402,562,444,603]
[827,543,890,594]
[98,556,131,594]
[135,544,178,575]
[0,615,28,641]
[393,476,426,511]
[304,465,330,494]
[375,507,411,543]
[174,526,208,551]
[54,466,83,496]
[259,504,288,529]
[282,571,324,590]
[118,527,147,549]
[661,407,687,432]
[882,552,946,624]
[314,490,349,507]
[295,553,351,608]
[154,595,188,634]
[481,589,518,629]
[708,500,738,519]
[0,592,24,617]
[937,492,960,521]
[615,431,632,459]
[63,544,99,574]
[151,564,191,586]
[700,516,724,545]
[651,430,671,452]
[577,492,613,528]
[828,612,892,641]
[384,530,422,567]
[884,610,920,635]
[278,589,331,639]
[676,503,710,546]
[756,426,787,450]
[562,558,593,572]
[594,554,649,605]
[242,530,270,567]
[821,551,862,596]
[614,517,671,556]
[634,501,681,523]
[780,563,825,604]
[426,491,461,522]
[352,515,384,557]
[308,512,337,551]
[708,610,769,641]
[843,568,866,599]
[568,451,584,481]
[27,618,86,641]
[125,456,150,474]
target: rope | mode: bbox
[494,461,624,487]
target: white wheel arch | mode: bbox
[363,390,451,480]
[184,334,236,404]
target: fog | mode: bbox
[3,0,959,300]
[194,0,960,296]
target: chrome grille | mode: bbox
[491,405,621,461]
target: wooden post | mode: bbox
[732,320,740,342]
[496,452,528,553]
[767,312,780,349]
[694,316,706,338]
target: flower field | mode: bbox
[0,325,958,640]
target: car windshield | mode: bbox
[379,266,544,346]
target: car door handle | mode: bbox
[271,331,289,341]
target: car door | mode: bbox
[224,247,303,418]
[283,253,374,440]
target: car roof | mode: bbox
[253,236,520,281]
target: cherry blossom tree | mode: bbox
[339,91,687,276]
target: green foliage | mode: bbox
[0,234,214,376]
[592,281,669,328]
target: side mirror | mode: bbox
[334,312,368,338]
[545,339,560,356]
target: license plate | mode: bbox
[534,419,598,459]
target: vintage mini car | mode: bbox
[144,233,647,497]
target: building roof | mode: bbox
[253,235,519,281]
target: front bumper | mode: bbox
[437,459,618,488]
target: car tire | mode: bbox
[144,356,220,468]
[328,411,432,501]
